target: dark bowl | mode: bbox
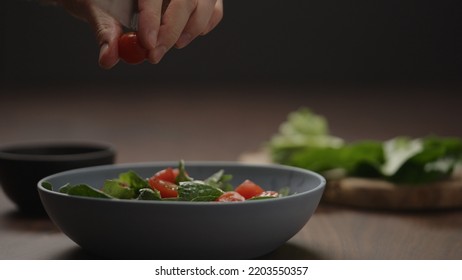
[0,141,116,215]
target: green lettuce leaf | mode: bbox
[268,108,462,184]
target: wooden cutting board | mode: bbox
[239,150,462,210]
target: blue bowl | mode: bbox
[38,162,325,259]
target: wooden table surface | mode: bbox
[1,84,462,260]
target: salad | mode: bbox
[42,161,287,202]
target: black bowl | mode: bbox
[0,141,116,215]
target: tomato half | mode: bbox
[234,180,264,199]
[118,32,148,64]
[153,167,179,183]
[148,177,178,198]
[216,191,246,202]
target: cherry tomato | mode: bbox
[234,180,264,199]
[216,191,246,202]
[148,177,178,198]
[153,167,179,183]
[118,32,148,64]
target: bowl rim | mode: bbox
[0,140,116,162]
[37,161,326,206]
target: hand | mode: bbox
[138,0,224,64]
[50,0,223,68]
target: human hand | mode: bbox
[50,0,223,68]
[137,0,224,64]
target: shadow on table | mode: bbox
[52,246,100,260]
[260,243,325,260]
[51,243,325,260]
[1,209,59,233]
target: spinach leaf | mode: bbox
[41,181,53,191]
[178,181,224,201]
[204,169,234,191]
[102,180,136,199]
[99,170,150,198]
[136,188,161,200]
[117,170,150,193]
[58,183,72,193]
[176,159,193,183]
[63,184,113,199]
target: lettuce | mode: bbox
[269,108,462,184]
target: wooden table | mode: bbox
[1,84,462,259]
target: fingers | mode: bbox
[174,0,216,49]
[137,0,164,50]
[145,0,223,64]
[201,0,223,35]
[147,0,196,63]
[61,0,224,67]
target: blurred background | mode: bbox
[2,0,462,85]
[1,0,461,162]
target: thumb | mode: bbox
[88,8,123,69]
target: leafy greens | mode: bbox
[268,108,462,184]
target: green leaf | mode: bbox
[388,136,462,183]
[58,183,72,193]
[268,107,344,151]
[102,180,136,199]
[178,181,224,201]
[176,160,193,183]
[136,188,161,200]
[117,170,150,192]
[204,169,234,191]
[41,181,53,191]
[277,187,290,197]
[381,137,424,176]
[66,184,113,199]
[279,141,384,179]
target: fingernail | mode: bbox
[99,43,108,61]
[99,43,119,69]
[153,45,167,63]
[98,43,111,69]
[176,33,192,48]
[148,30,157,49]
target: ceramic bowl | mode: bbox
[38,162,325,259]
[0,141,116,214]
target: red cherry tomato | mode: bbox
[118,32,148,64]
[148,177,178,198]
[216,191,246,202]
[234,180,264,199]
[153,167,179,183]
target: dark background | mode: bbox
[1,0,461,87]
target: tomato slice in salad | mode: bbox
[153,167,179,183]
[234,180,264,199]
[148,167,180,198]
[148,177,178,198]
[216,191,246,202]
